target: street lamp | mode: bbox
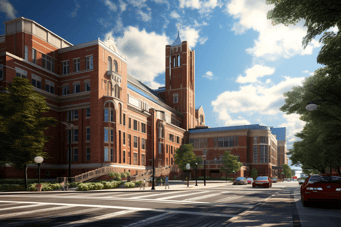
[152,109,165,190]
[195,162,198,186]
[61,112,74,191]
[34,156,44,192]
[186,163,190,187]
[202,150,208,186]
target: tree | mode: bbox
[291,169,296,177]
[250,168,258,180]
[282,164,293,179]
[0,77,57,190]
[174,144,202,172]
[266,0,341,74]
[219,151,243,181]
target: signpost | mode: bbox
[202,155,206,186]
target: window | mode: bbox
[42,54,54,72]
[123,132,126,145]
[104,148,109,161]
[173,56,176,67]
[86,108,90,118]
[177,55,180,66]
[0,65,3,80]
[104,128,109,142]
[73,110,78,120]
[84,80,90,91]
[45,80,55,94]
[169,134,174,142]
[123,150,125,163]
[108,56,112,71]
[133,120,138,130]
[129,118,131,129]
[74,129,78,142]
[113,59,118,72]
[62,85,69,95]
[31,74,41,89]
[111,148,114,162]
[159,125,163,138]
[119,104,122,124]
[16,68,27,79]
[253,137,258,144]
[253,145,258,163]
[104,109,109,121]
[32,49,37,64]
[159,142,162,154]
[62,61,69,75]
[177,137,179,144]
[134,136,138,148]
[260,145,268,163]
[25,46,28,60]
[86,128,90,141]
[128,134,131,147]
[166,157,168,165]
[123,114,126,126]
[133,153,137,165]
[73,83,80,93]
[141,123,146,133]
[86,147,90,161]
[86,56,93,70]
[111,110,114,122]
[141,154,146,165]
[111,129,114,142]
[142,139,146,150]
[171,158,173,165]
[173,93,178,103]
[166,145,168,153]
[214,137,237,148]
[260,136,268,144]
[73,58,80,72]
[171,146,173,154]
[73,148,78,161]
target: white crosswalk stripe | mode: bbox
[129,190,187,199]
[0,205,72,219]
[0,204,40,211]
[156,190,207,200]
[185,192,222,201]
[123,212,176,227]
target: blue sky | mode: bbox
[1,0,338,170]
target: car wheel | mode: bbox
[252,185,255,188]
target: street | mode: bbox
[0,181,340,226]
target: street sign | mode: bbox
[293,176,297,179]
[202,155,206,160]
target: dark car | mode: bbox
[233,177,248,185]
[271,178,277,183]
[252,176,272,188]
[246,178,254,184]
[300,174,341,207]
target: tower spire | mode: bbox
[172,26,182,46]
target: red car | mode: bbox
[300,174,341,207]
[252,176,272,188]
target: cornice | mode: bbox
[127,103,151,117]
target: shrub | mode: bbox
[121,173,127,178]
[0,184,23,191]
[76,183,89,191]
[112,181,120,188]
[103,182,114,189]
[100,181,108,184]
[125,172,131,176]
[173,175,177,180]
[51,183,62,190]
[156,178,164,183]
[134,181,142,187]
[124,182,135,188]
[114,176,122,181]
[93,183,104,190]
[69,182,81,188]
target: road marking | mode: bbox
[156,190,207,200]
[185,192,222,201]
[54,210,136,227]
[129,190,186,199]
[216,196,242,203]
[0,204,41,211]
[0,205,71,219]
[123,212,176,227]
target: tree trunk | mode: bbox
[24,164,28,191]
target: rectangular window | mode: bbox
[63,61,69,75]
[32,49,37,64]
[74,110,78,120]
[41,54,54,72]
[253,137,258,144]
[133,120,138,130]
[104,109,109,122]
[260,136,268,144]
[86,128,90,141]
[86,147,90,161]
[177,137,179,144]
[128,134,131,147]
[73,84,80,93]
[104,128,109,142]
[31,78,41,89]
[141,123,146,133]
[62,86,69,95]
[123,114,126,126]
[104,148,109,161]
[123,132,126,145]
[74,129,78,142]
[86,56,93,69]
[73,58,80,72]
[159,142,162,154]
[111,110,114,122]
[141,154,146,165]
[173,56,175,67]
[74,148,78,161]
[177,55,180,66]
[133,153,138,165]
[171,158,173,165]
[134,136,138,148]
[173,95,178,103]
[218,137,224,147]
[85,82,90,91]
[129,118,131,129]
[111,129,114,142]
[86,108,90,117]
[253,145,258,163]
[169,134,174,142]
[142,138,146,150]
[171,146,173,154]
[123,150,125,163]
[25,46,28,60]
[110,148,114,162]
[166,145,168,153]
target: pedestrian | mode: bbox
[165,176,169,189]
[140,174,145,190]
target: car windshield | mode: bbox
[256,177,268,181]
[308,175,341,183]
[272,178,277,180]
[236,177,245,180]
[247,178,253,180]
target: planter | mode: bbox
[35,184,43,192]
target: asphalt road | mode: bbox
[0,181,340,227]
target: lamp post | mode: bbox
[152,109,165,190]
[34,156,44,192]
[186,163,190,187]
[61,113,74,191]
[195,162,198,186]
[202,150,208,186]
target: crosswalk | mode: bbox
[0,188,277,227]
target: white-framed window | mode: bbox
[62,85,69,95]
[74,129,78,142]
[123,132,126,145]
[86,56,93,70]
[31,74,41,89]
[158,124,163,138]
[141,123,146,133]
[86,108,90,118]
[25,46,28,60]
[108,56,112,71]
[133,120,138,130]
[45,80,55,94]
[73,58,80,72]
[104,147,109,161]
[142,138,146,150]
[86,127,90,141]
[113,59,118,72]
[15,67,27,79]
[104,128,109,142]
[111,110,114,122]
[134,136,138,148]
[86,147,90,161]
[62,61,69,75]
[133,152,138,165]
[111,129,114,142]
[84,80,90,91]
[73,110,78,120]
[73,82,80,93]
[73,148,78,161]
[42,54,54,72]
[173,93,178,103]
[32,49,37,64]
[104,109,109,122]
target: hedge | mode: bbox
[124,182,135,188]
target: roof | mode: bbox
[172,30,182,46]
[189,124,271,133]
[154,87,165,92]
[195,105,202,110]
[270,127,286,141]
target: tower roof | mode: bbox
[171,30,182,46]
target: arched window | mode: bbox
[108,57,112,71]
[177,55,180,67]
[115,84,120,98]
[113,60,118,72]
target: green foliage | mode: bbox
[219,151,243,177]
[133,181,142,187]
[174,144,202,171]
[121,172,127,178]
[173,175,177,180]
[156,177,164,183]
[76,183,89,191]
[282,164,293,179]
[108,172,122,181]
[92,183,104,190]
[124,182,135,188]
[0,184,24,191]
[124,172,131,176]
[69,182,81,188]
[250,168,258,180]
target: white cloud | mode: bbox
[279,113,305,143]
[104,0,118,11]
[193,20,208,28]
[170,11,180,19]
[151,0,170,10]
[302,70,314,76]
[199,36,208,44]
[265,79,272,84]
[98,18,112,28]
[0,0,17,19]
[137,8,152,22]
[328,26,339,33]
[200,0,223,15]
[109,27,170,89]
[118,0,127,12]
[226,0,321,61]
[179,0,201,9]
[203,71,213,80]
[127,0,148,8]
[212,75,306,124]
[179,26,200,48]
[236,65,275,84]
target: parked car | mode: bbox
[246,178,254,184]
[300,174,341,207]
[233,177,248,185]
[271,178,277,183]
[299,179,305,185]
[252,176,272,188]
